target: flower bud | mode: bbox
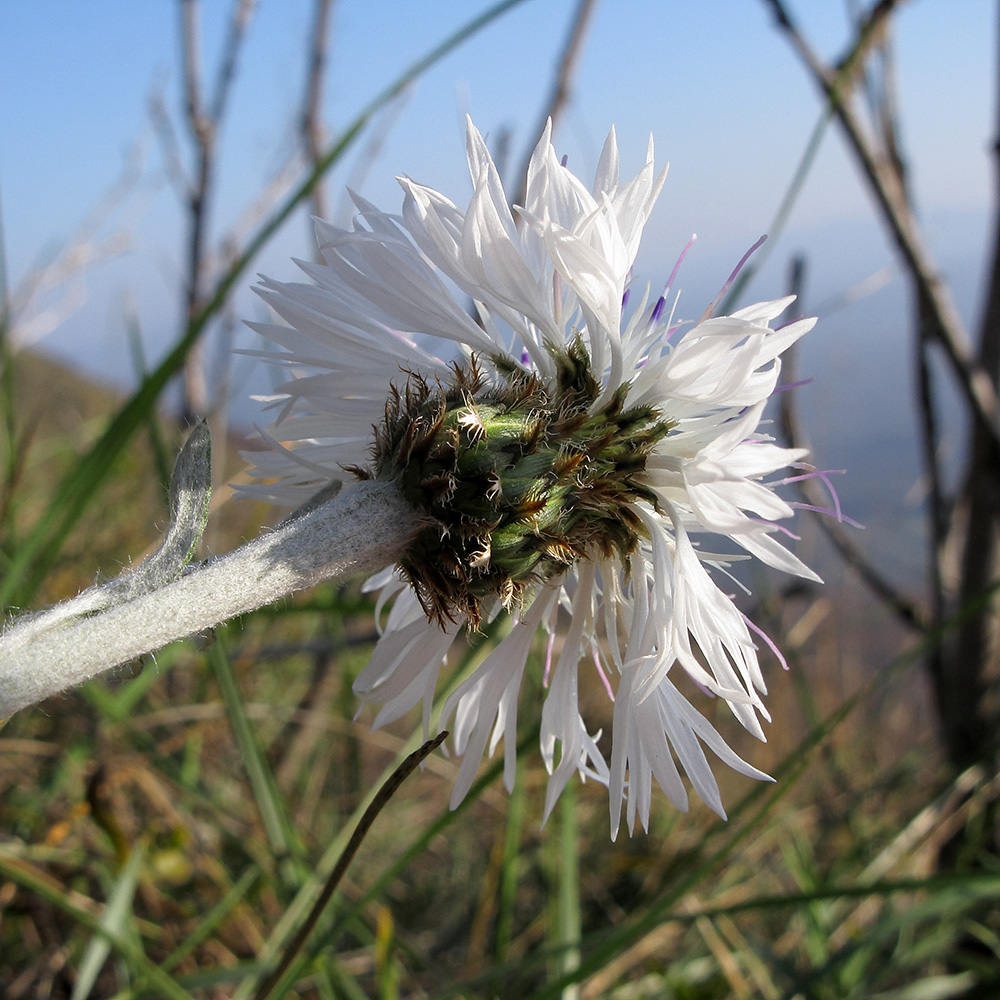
[351,343,673,628]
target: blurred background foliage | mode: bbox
[1,1,999,997]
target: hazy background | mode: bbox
[1,0,995,580]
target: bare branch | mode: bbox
[762,0,1000,446]
[780,256,927,632]
[178,0,212,420]
[209,0,256,125]
[860,25,946,630]
[766,0,1000,772]
[512,0,599,208]
[914,314,947,621]
[941,8,1000,769]
[149,87,191,200]
[2,143,142,352]
[301,0,336,222]
[176,0,257,420]
[332,93,410,227]
[180,0,209,154]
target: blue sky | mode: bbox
[0,1,996,574]
[2,1,992,289]
[2,1,993,300]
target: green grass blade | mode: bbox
[718,106,830,314]
[160,865,260,975]
[664,871,1000,920]
[466,629,936,1000]
[231,616,511,995]
[70,842,146,1000]
[207,639,305,880]
[496,771,526,961]
[246,734,448,1000]
[551,784,581,1000]
[0,847,196,1000]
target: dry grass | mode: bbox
[0,351,996,1000]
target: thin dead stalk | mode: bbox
[301,0,336,224]
[512,0,600,209]
[764,0,1000,772]
[176,0,257,422]
[763,0,1000,446]
[780,256,926,632]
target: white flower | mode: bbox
[245,116,820,837]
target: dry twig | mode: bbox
[301,0,337,224]
[764,0,1000,771]
[512,0,600,209]
[763,0,1000,445]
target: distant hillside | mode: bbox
[2,348,269,606]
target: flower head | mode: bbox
[246,117,820,836]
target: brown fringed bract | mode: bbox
[350,344,673,628]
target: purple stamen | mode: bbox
[665,233,697,295]
[775,316,807,330]
[743,614,789,671]
[651,295,667,325]
[778,466,852,524]
[752,517,800,540]
[773,376,815,394]
[621,287,631,313]
[699,234,768,323]
[813,468,845,521]
[560,154,569,167]
[790,501,864,529]
[780,469,842,486]
[591,643,615,701]
[543,630,556,687]
[691,677,717,699]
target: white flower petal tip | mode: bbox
[243,118,834,836]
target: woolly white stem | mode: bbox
[0,479,420,718]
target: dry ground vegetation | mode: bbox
[0,350,996,1000]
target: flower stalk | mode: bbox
[0,426,420,718]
